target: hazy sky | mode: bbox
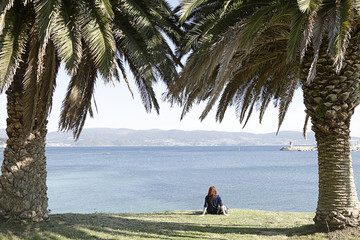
[0,0,359,137]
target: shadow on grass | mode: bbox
[0,213,317,239]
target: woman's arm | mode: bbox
[221,206,228,216]
[201,207,207,216]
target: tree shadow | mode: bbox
[0,213,318,239]
[162,210,202,216]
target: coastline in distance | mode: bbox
[0,128,359,147]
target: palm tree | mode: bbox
[0,0,180,222]
[168,0,360,230]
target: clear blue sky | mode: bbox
[0,0,359,137]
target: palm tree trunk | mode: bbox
[302,34,360,230]
[312,129,359,230]
[0,73,49,222]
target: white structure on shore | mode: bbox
[281,140,360,151]
[280,145,317,151]
[351,141,360,151]
[280,140,316,151]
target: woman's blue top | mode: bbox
[204,195,223,214]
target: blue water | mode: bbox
[3,146,360,214]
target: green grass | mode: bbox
[0,209,359,239]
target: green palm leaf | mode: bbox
[51,2,82,74]
[297,0,322,13]
[171,0,359,132]
[179,0,208,23]
[34,0,59,45]
[35,40,59,126]
[355,0,360,12]
[288,8,308,61]
[2,0,180,139]
[0,4,31,91]
[330,0,352,72]
[59,46,97,139]
[99,0,114,19]
[79,0,115,79]
[21,38,59,136]
[297,0,312,12]
[169,0,303,130]
[21,29,40,137]
[0,0,14,34]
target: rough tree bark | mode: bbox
[0,71,49,222]
[302,29,360,230]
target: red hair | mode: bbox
[207,186,217,202]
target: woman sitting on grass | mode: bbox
[201,186,228,216]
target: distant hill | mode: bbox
[44,128,319,146]
[0,128,358,147]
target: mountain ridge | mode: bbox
[1,128,359,147]
[46,128,317,146]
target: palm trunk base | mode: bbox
[0,130,49,222]
[314,210,360,231]
[310,130,360,231]
[0,89,49,222]
[0,208,49,223]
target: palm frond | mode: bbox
[119,0,179,66]
[115,56,134,97]
[78,0,115,79]
[0,0,14,34]
[146,0,183,47]
[180,0,266,57]
[288,7,308,61]
[199,29,244,120]
[21,31,40,137]
[298,0,311,12]
[21,38,59,137]
[0,0,14,14]
[170,0,303,132]
[305,7,328,83]
[3,0,180,140]
[34,0,59,46]
[51,1,82,74]
[297,0,322,13]
[99,0,114,19]
[112,0,179,112]
[112,19,157,81]
[179,0,208,23]
[354,0,360,13]
[239,3,278,51]
[329,0,352,73]
[0,4,31,92]
[35,40,59,126]
[178,1,248,57]
[298,6,320,62]
[324,1,339,44]
[125,49,160,113]
[59,46,97,139]
[276,75,299,134]
[303,113,310,138]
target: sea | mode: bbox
[2,146,360,214]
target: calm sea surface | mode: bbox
[2,146,360,214]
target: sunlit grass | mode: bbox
[0,209,359,239]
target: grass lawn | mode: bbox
[0,209,359,239]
